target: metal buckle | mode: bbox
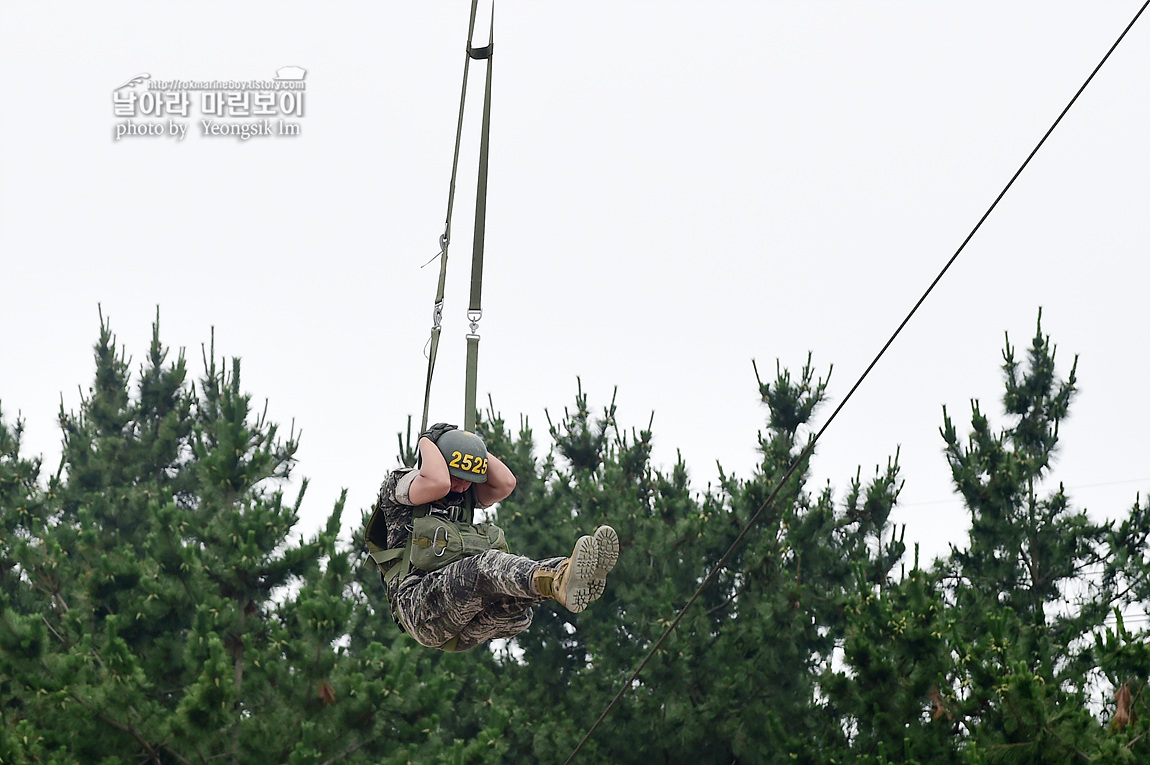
[429,504,461,523]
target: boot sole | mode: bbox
[562,535,598,613]
[588,525,619,603]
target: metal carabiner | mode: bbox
[432,524,449,557]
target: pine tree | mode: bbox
[8,310,1149,765]
[475,361,907,764]
[0,404,43,608]
[0,315,475,763]
[1088,490,1150,764]
[823,541,960,764]
[0,403,50,763]
[934,311,1147,762]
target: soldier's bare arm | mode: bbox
[407,437,452,505]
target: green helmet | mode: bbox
[436,429,489,484]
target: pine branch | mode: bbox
[39,614,69,648]
[319,736,375,765]
[55,671,192,765]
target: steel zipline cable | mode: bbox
[563,3,1150,762]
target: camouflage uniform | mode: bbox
[367,468,565,651]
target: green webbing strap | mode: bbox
[371,488,477,586]
[369,545,408,579]
[461,485,477,526]
[421,0,485,433]
[371,496,476,653]
[420,308,442,434]
[464,9,494,432]
[464,333,479,432]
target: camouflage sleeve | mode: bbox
[366,469,418,551]
[380,469,417,550]
[394,469,418,505]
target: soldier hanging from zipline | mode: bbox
[365,423,618,652]
[363,0,618,651]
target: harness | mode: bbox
[368,489,475,592]
[366,487,507,651]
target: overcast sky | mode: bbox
[1,2,1147,570]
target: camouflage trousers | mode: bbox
[393,549,566,651]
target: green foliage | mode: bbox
[2,309,1147,764]
[0,313,468,764]
[930,311,1148,762]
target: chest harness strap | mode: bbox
[369,492,503,653]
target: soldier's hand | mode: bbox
[420,422,457,444]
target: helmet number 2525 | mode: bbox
[449,451,488,476]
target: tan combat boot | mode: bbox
[588,525,619,603]
[534,535,597,613]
